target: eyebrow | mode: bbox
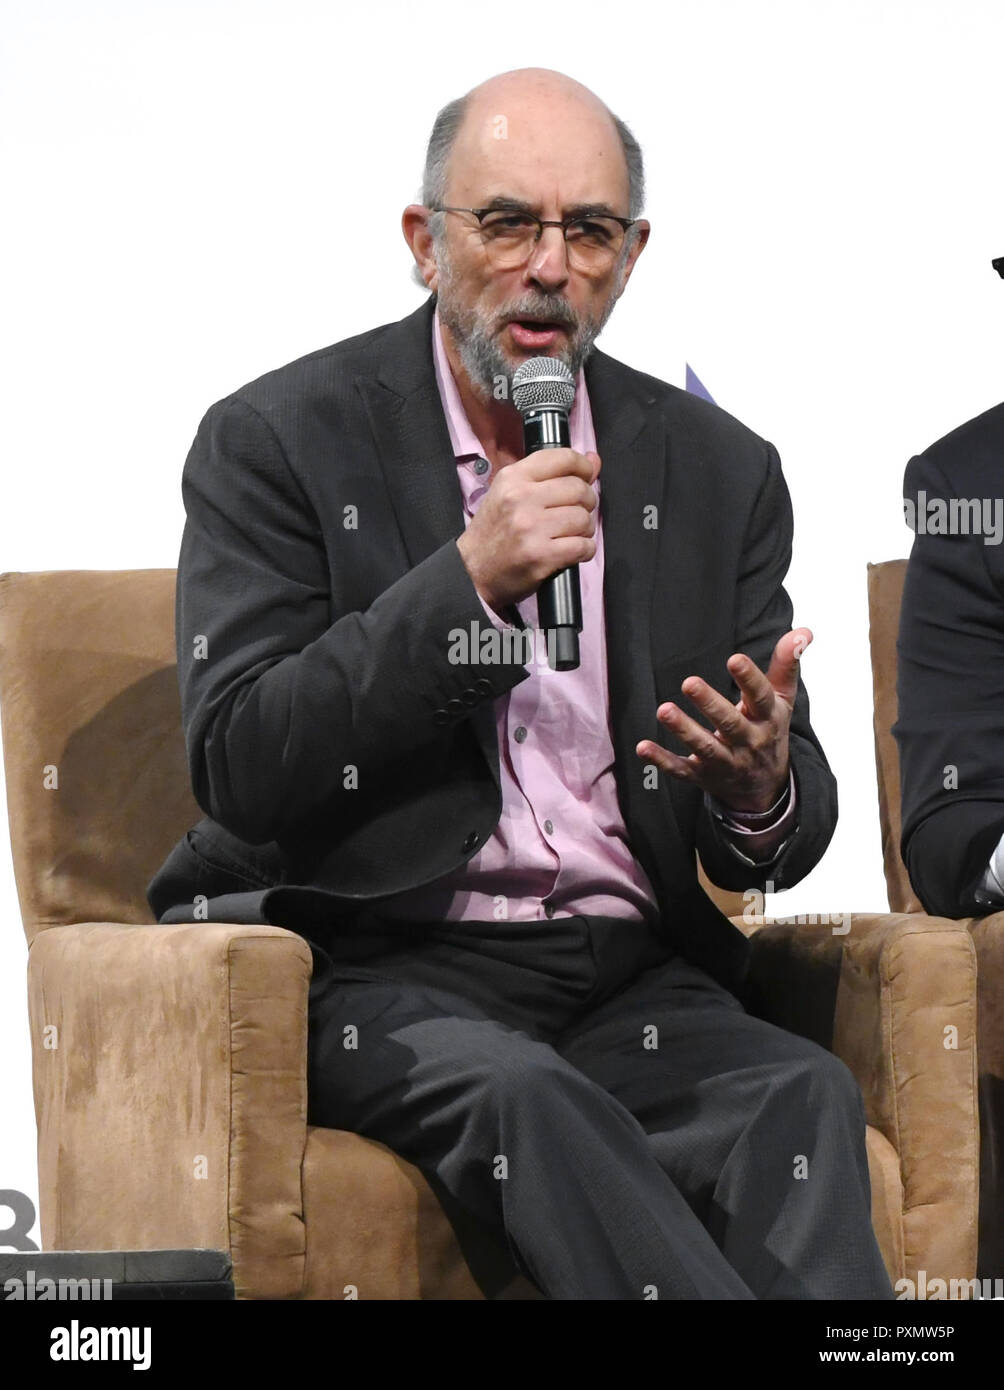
[480,194,622,218]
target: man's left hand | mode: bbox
[635,628,812,814]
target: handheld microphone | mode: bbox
[511,356,582,671]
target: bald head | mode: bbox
[419,68,644,223]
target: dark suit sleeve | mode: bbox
[694,440,838,891]
[896,450,1004,916]
[175,394,529,845]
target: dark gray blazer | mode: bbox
[147,295,837,996]
[896,401,1004,916]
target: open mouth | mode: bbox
[507,320,568,348]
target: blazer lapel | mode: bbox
[355,297,504,789]
[585,351,696,904]
[356,296,466,565]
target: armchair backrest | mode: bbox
[0,570,198,944]
[866,559,923,914]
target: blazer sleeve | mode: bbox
[895,449,1004,916]
[694,440,838,892]
[175,393,529,845]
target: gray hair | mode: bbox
[410,91,645,288]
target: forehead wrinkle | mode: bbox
[477,192,620,216]
[452,148,628,210]
[449,98,629,209]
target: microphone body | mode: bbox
[512,357,582,671]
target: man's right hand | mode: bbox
[456,448,602,614]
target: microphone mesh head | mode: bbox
[511,356,576,415]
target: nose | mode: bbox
[523,224,570,293]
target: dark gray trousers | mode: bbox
[304,912,895,1301]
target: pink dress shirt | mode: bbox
[375,310,794,924]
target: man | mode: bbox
[896,400,1004,917]
[148,67,892,1299]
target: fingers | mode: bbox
[726,653,777,720]
[679,676,746,746]
[635,740,703,786]
[660,628,812,746]
[522,448,600,485]
[726,627,812,717]
[653,700,734,767]
[534,475,599,512]
[551,534,597,567]
[764,627,812,707]
[636,634,805,805]
[544,503,598,540]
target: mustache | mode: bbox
[498,296,578,331]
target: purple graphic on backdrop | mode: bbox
[686,365,716,404]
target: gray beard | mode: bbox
[435,241,624,404]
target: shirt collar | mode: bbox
[432,305,591,462]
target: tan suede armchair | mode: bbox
[864,559,1002,1280]
[0,565,986,1298]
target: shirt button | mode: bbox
[544,819,553,835]
[514,726,528,743]
[473,457,490,475]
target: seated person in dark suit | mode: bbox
[896,399,1004,916]
[148,66,892,1300]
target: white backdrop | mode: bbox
[2,0,1002,1252]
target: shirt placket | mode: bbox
[462,455,562,918]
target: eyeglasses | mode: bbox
[429,205,637,273]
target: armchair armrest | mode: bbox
[737,912,979,1282]
[968,912,1004,1277]
[27,921,313,1300]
